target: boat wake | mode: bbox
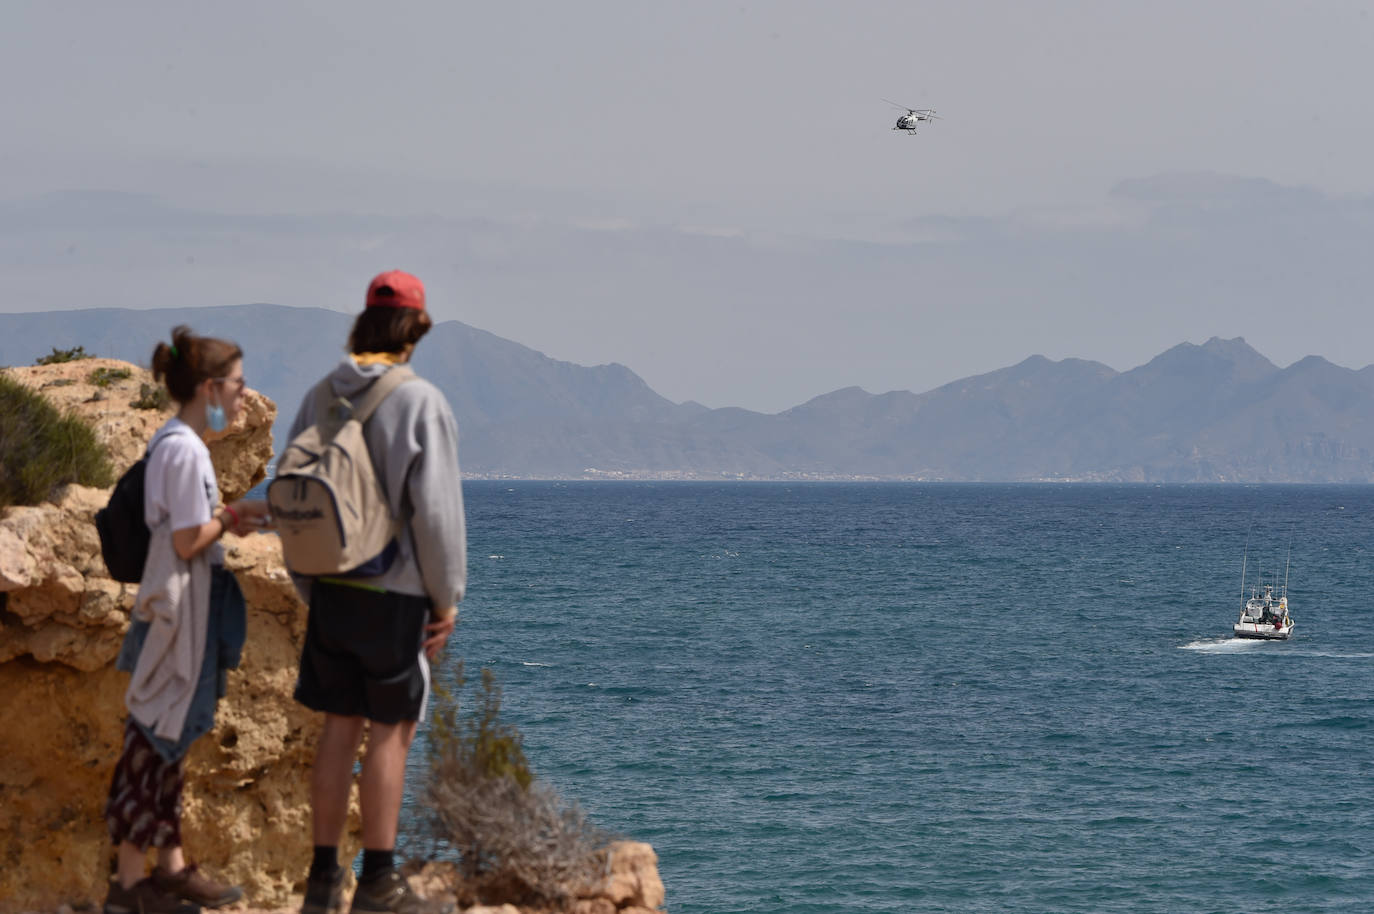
[1180,637,1265,653]
[1182,641,1374,659]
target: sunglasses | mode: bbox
[214,375,247,392]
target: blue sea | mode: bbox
[324,481,1374,913]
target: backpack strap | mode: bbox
[352,365,416,423]
[312,365,417,427]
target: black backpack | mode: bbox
[95,438,163,583]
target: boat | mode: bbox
[1232,539,1295,640]
[1233,580,1295,640]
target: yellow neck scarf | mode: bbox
[351,351,407,367]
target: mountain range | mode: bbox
[2,306,1373,482]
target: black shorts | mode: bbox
[294,580,432,724]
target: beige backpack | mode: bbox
[267,366,415,576]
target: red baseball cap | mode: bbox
[365,270,426,310]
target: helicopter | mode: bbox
[883,98,940,134]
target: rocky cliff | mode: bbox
[0,360,664,914]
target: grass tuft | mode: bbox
[0,373,115,508]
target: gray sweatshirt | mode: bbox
[286,357,467,612]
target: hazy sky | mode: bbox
[4,1,1373,411]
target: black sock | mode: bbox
[361,848,394,881]
[310,845,339,879]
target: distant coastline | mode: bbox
[4,308,1374,483]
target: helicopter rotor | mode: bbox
[883,98,939,119]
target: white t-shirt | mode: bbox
[144,418,224,566]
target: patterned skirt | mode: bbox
[104,720,185,850]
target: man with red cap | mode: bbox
[287,271,467,914]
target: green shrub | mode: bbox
[432,665,534,789]
[418,664,616,910]
[132,383,170,411]
[0,374,115,508]
[88,366,132,388]
[35,346,91,365]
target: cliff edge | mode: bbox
[0,360,664,914]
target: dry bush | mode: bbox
[131,381,171,411]
[416,664,617,910]
[88,365,132,387]
[35,345,91,365]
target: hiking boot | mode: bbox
[300,867,346,914]
[152,863,243,908]
[104,876,202,914]
[348,868,420,914]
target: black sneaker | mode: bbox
[301,867,346,914]
[104,876,202,914]
[348,868,420,914]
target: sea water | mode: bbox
[288,481,1374,913]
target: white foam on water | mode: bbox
[1181,638,1374,659]
[521,661,552,667]
[1180,637,1264,653]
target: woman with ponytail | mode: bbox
[102,326,271,914]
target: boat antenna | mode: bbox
[1240,524,1251,604]
[1283,530,1292,597]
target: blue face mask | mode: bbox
[206,397,228,433]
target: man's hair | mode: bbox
[349,307,433,355]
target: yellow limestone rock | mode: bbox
[598,842,666,911]
[0,360,321,911]
[0,359,668,914]
[1,358,272,498]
